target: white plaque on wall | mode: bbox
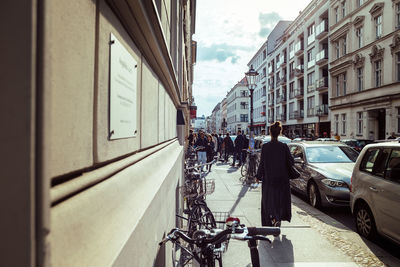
[109,33,137,140]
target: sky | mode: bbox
[193,0,312,117]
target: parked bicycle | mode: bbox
[160,217,280,267]
[240,149,260,184]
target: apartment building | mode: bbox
[247,41,269,134]
[226,77,250,134]
[329,0,400,140]
[265,0,330,138]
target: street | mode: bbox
[205,159,400,266]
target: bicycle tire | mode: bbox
[172,241,192,267]
[240,163,248,177]
[187,203,216,237]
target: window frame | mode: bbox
[356,26,363,49]
[357,112,363,135]
[374,14,383,39]
[357,66,364,91]
[374,59,382,87]
[341,113,346,135]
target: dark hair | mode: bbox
[270,121,282,138]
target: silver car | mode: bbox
[350,142,400,244]
[288,142,359,208]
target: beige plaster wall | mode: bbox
[42,0,96,179]
[50,141,182,267]
[94,0,141,163]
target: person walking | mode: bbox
[194,131,208,171]
[256,121,294,227]
[206,134,215,172]
[188,129,194,146]
[232,130,245,167]
[223,133,234,163]
[217,134,223,160]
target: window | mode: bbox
[262,86,266,96]
[240,102,248,109]
[356,27,363,49]
[263,50,266,60]
[307,72,315,92]
[375,15,382,39]
[386,149,400,182]
[341,113,346,134]
[342,73,347,95]
[375,60,382,87]
[308,24,315,36]
[335,7,339,23]
[358,0,364,7]
[357,112,363,135]
[341,37,347,56]
[335,42,340,59]
[398,107,400,133]
[342,1,346,18]
[335,114,339,134]
[336,76,340,96]
[357,67,363,91]
[397,52,400,82]
[241,90,248,97]
[240,114,248,122]
[307,47,314,62]
[307,96,315,117]
[397,3,400,29]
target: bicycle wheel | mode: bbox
[187,203,216,236]
[240,163,248,177]
[172,241,192,267]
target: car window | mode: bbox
[305,146,354,163]
[340,147,359,162]
[385,148,400,183]
[289,145,304,159]
[360,148,391,177]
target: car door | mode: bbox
[374,148,400,243]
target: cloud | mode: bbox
[258,12,282,37]
[198,43,247,64]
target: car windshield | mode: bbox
[306,146,358,163]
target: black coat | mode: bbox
[223,137,234,153]
[234,134,245,152]
[256,140,294,225]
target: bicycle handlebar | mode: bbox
[159,225,280,247]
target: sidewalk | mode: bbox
[205,160,400,267]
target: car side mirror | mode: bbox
[294,157,304,164]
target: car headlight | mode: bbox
[321,178,347,187]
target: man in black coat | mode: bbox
[223,133,234,162]
[232,130,245,166]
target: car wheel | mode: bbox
[354,202,377,240]
[308,181,321,208]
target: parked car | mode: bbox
[350,141,400,244]
[356,139,374,149]
[259,135,292,144]
[341,139,363,152]
[287,142,359,208]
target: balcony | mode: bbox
[289,71,295,80]
[294,88,304,98]
[268,83,275,91]
[316,49,328,65]
[316,77,328,91]
[280,55,287,68]
[276,94,287,104]
[307,83,315,93]
[280,76,287,85]
[294,65,304,77]
[307,33,315,46]
[268,66,274,76]
[289,90,295,99]
[315,104,329,116]
[289,50,295,59]
[292,110,304,119]
[280,113,287,122]
[307,59,315,69]
[295,40,304,56]
[307,107,315,117]
[268,98,274,106]
[316,20,328,39]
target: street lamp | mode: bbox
[316,106,323,137]
[245,66,259,150]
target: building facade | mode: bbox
[264,0,330,139]
[1,0,196,266]
[226,78,250,134]
[329,0,400,140]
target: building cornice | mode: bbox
[330,22,351,42]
